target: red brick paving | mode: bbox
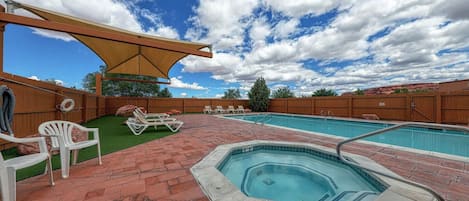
[16,114,469,201]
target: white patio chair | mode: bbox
[126,111,184,135]
[0,134,54,201]
[203,105,213,114]
[235,105,245,113]
[226,105,236,113]
[135,107,171,119]
[38,121,102,179]
[215,106,226,113]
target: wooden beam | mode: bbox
[102,76,170,85]
[0,12,212,58]
[0,6,5,73]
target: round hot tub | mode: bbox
[241,162,337,200]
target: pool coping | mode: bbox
[191,140,437,201]
[219,112,469,162]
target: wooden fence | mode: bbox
[0,73,106,149]
[1,72,468,149]
[269,92,469,125]
[105,97,249,114]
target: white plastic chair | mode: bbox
[236,105,245,113]
[226,106,235,113]
[203,105,213,114]
[38,121,102,179]
[0,134,54,201]
[215,106,226,113]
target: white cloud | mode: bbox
[215,94,224,98]
[249,17,271,47]
[180,92,187,97]
[273,18,299,38]
[9,0,179,41]
[7,0,469,95]
[185,0,259,50]
[182,0,469,95]
[54,79,64,86]
[168,77,207,90]
[28,75,39,80]
[263,0,339,18]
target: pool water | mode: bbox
[218,148,383,201]
[227,114,469,157]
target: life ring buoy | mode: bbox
[59,98,75,112]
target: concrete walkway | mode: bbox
[17,114,468,201]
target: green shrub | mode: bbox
[272,87,295,98]
[312,88,337,96]
[248,77,270,112]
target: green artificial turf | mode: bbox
[2,116,174,181]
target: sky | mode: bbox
[2,0,469,98]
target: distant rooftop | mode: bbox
[342,79,469,96]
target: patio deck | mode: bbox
[17,114,469,201]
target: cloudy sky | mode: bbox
[3,0,468,97]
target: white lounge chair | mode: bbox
[203,105,213,114]
[235,105,245,113]
[38,121,102,179]
[215,106,226,113]
[226,105,236,113]
[135,107,171,120]
[0,134,54,201]
[134,108,177,122]
[126,111,184,135]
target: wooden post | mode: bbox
[436,93,442,123]
[81,94,87,123]
[405,94,412,121]
[285,99,288,113]
[182,98,185,113]
[348,96,353,118]
[95,73,102,96]
[0,6,5,73]
[146,98,150,112]
[96,95,100,118]
[55,89,63,120]
[311,98,315,115]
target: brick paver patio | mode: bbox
[17,114,469,201]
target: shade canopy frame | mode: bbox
[1,1,212,80]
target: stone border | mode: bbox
[191,140,437,201]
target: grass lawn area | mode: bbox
[2,116,174,181]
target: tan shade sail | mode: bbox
[14,1,211,79]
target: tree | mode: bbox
[312,88,337,96]
[158,88,172,98]
[272,87,295,98]
[393,88,409,94]
[82,65,161,97]
[222,89,241,99]
[354,88,365,95]
[248,77,270,112]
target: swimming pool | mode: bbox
[218,145,385,201]
[226,114,469,158]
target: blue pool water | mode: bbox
[218,145,384,201]
[226,114,469,157]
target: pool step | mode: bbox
[330,191,379,201]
